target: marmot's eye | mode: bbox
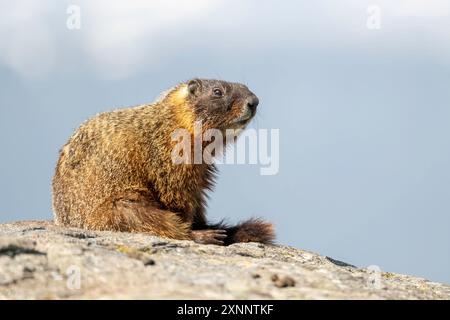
[213,88,223,97]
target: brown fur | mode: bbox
[52,79,275,245]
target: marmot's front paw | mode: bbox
[192,229,227,245]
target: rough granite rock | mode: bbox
[0,220,448,300]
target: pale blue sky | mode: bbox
[0,1,449,284]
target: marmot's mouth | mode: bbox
[230,107,254,127]
[235,117,252,125]
[228,116,253,129]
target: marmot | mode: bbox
[52,79,275,245]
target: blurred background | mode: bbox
[0,0,449,283]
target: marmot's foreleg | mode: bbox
[196,218,275,245]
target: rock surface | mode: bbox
[0,220,448,299]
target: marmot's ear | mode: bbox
[187,79,201,96]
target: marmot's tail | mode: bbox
[208,218,275,245]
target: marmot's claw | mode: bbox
[192,229,227,246]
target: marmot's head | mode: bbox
[181,79,259,131]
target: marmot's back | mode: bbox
[52,106,156,227]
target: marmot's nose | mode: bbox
[246,96,259,114]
